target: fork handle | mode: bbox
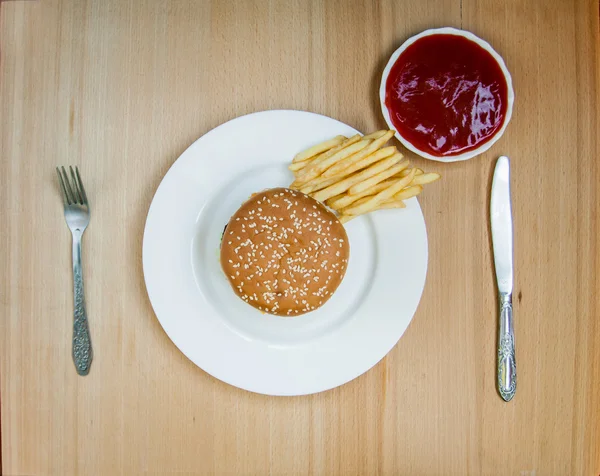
[72,231,93,375]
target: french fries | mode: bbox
[324,146,396,178]
[327,178,396,209]
[390,185,423,201]
[347,158,408,195]
[344,170,415,215]
[401,167,423,177]
[289,150,326,172]
[377,200,406,210]
[292,135,346,163]
[411,172,441,185]
[321,130,395,179]
[294,138,371,185]
[290,135,361,184]
[344,169,416,216]
[296,134,361,183]
[312,155,402,202]
[288,129,441,225]
[361,130,388,141]
[339,198,406,224]
[300,176,339,194]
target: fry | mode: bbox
[338,199,405,224]
[341,200,375,217]
[300,176,339,194]
[299,176,329,191]
[289,160,310,172]
[290,135,361,187]
[289,151,325,172]
[341,200,406,224]
[361,130,387,141]
[348,160,409,195]
[400,167,423,177]
[376,169,417,201]
[376,200,406,209]
[342,195,375,208]
[411,172,441,185]
[345,169,416,216]
[324,146,398,179]
[312,155,402,202]
[326,193,346,208]
[310,176,341,192]
[295,138,372,185]
[321,130,395,178]
[391,185,423,201]
[327,178,397,209]
[292,136,361,184]
[292,135,346,163]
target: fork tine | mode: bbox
[75,166,88,205]
[69,166,83,204]
[61,166,76,204]
[56,167,70,205]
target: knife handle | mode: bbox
[497,292,516,401]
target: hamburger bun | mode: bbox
[220,188,350,316]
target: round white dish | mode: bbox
[379,27,514,163]
[142,110,428,396]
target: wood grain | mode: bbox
[1,0,598,475]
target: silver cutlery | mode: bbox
[490,156,516,401]
[56,166,93,375]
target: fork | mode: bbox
[56,166,93,375]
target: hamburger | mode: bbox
[220,188,350,316]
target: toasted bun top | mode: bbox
[220,188,350,316]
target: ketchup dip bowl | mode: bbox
[380,27,514,163]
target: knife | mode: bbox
[490,156,516,402]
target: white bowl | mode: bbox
[379,27,514,163]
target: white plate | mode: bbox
[143,110,428,396]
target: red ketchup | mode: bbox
[385,34,508,157]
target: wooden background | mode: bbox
[1,0,599,475]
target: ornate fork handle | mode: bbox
[497,292,516,401]
[72,231,93,375]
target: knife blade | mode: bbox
[490,156,516,402]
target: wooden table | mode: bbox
[1,1,599,475]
